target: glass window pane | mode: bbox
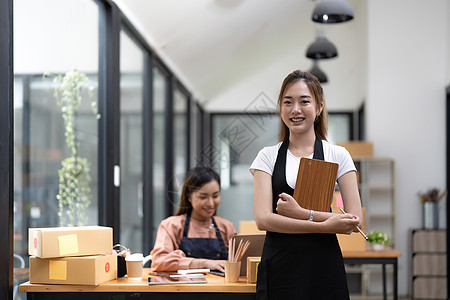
[13,1,99,297]
[152,67,167,244]
[328,114,352,143]
[172,88,188,210]
[211,114,280,227]
[120,30,144,253]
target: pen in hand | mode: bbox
[338,207,368,240]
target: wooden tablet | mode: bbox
[293,158,339,212]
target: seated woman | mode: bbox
[150,166,237,272]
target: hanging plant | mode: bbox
[45,70,100,226]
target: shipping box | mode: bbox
[338,141,373,158]
[29,226,112,258]
[29,254,117,285]
[238,220,265,234]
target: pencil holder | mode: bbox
[225,261,241,283]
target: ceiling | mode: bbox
[113,0,364,111]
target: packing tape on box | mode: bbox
[58,234,79,256]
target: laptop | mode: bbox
[231,233,266,276]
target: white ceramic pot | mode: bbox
[372,244,385,251]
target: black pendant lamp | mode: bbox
[312,0,354,24]
[306,35,338,59]
[309,60,328,83]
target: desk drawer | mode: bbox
[413,277,447,299]
[412,230,446,252]
[413,254,446,276]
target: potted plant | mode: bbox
[46,70,100,226]
[367,230,390,251]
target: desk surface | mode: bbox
[343,249,401,258]
[20,250,401,294]
[20,269,256,293]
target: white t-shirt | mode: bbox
[249,140,356,189]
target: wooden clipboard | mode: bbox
[293,158,339,212]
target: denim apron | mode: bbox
[179,215,228,260]
[256,138,350,300]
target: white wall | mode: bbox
[366,0,448,295]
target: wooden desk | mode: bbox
[343,249,402,300]
[21,251,401,300]
[20,268,256,300]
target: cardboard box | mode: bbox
[30,254,117,285]
[338,141,373,158]
[238,220,265,234]
[337,232,367,252]
[246,256,260,283]
[29,226,113,258]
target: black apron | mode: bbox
[179,215,228,260]
[256,138,350,300]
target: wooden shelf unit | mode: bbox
[345,157,397,299]
[354,157,397,249]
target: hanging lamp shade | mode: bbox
[306,36,338,59]
[309,61,328,83]
[312,0,354,24]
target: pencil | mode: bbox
[338,207,369,240]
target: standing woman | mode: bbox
[151,166,236,272]
[250,70,362,299]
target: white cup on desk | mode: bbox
[125,253,144,280]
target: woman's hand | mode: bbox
[322,213,360,235]
[203,259,226,272]
[276,193,308,219]
[190,258,226,272]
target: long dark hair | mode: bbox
[278,70,328,142]
[175,166,221,216]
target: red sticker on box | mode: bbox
[34,237,37,249]
[105,262,110,273]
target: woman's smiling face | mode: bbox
[280,80,323,136]
[189,180,221,221]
